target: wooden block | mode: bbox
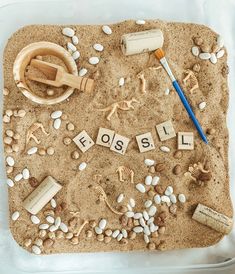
[96,127,115,148]
[178,132,194,150]
[73,130,95,153]
[192,203,233,234]
[156,120,176,141]
[110,133,130,155]
[136,132,155,153]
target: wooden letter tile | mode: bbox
[73,130,95,153]
[178,132,194,150]
[110,133,130,155]
[96,127,115,148]
[136,132,155,153]
[156,120,176,141]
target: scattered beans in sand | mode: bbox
[93,43,104,52]
[117,193,124,203]
[192,46,200,57]
[160,146,170,153]
[12,211,20,221]
[79,68,88,77]
[173,150,182,159]
[144,159,155,166]
[31,215,40,224]
[136,183,145,193]
[119,77,125,86]
[46,147,55,155]
[15,173,23,182]
[6,178,14,187]
[24,238,32,247]
[72,35,79,45]
[53,118,62,129]
[62,27,75,37]
[65,232,74,239]
[6,156,14,166]
[32,245,41,255]
[89,57,99,65]
[27,147,38,155]
[34,238,43,247]
[178,194,186,203]
[78,162,87,171]
[102,25,112,35]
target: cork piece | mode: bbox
[96,127,115,148]
[156,120,176,141]
[73,130,95,153]
[136,132,155,153]
[192,204,233,234]
[110,133,130,155]
[23,176,62,215]
[178,132,194,150]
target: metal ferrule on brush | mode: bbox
[160,57,176,82]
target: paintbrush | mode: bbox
[155,48,208,144]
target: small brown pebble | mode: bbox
[65,232,74,239]
[155,163,165,172]
[34,238,43,247]
[6,166,13,174]
[46,147,55,155]
[149,166,156,173]
[12,144,19,152]
[120,238,128,245]
[47,89,54,96]
[18,109,26,118]
[151,231,158,238]
[200,43,210,53]
[120,215,128,227]
[158,226,166,235]
[3,115,10,123]
[24,238,32,247]
[97,234,104,242]
[63,137,72,145]
[61,113,68,120]
[38,148,46,156]
[54,203,64,215]
[147,190,155,198]
[39,230,47,238]
[193,36,203,46]
[3,87,10,96]
[48,232,56,239]
[192,63,200,73]
[13,133,20,140]
[104,229,112,237]
[221,65,229,78]
[56,230,64,239]
[212,43,220,53]
[5,145,13,153]
[169,204,177,215]
[71,236,79,245]
[173,164,182,175]
[127,218,133,228]
[104,236,112,244]
[71,150,79,159]
[6,109,13,117]
[207,128,216,135]
[6,129,14,137]
[4,136,13,145]
[198,172,212,182]
[29,177,39,188]
[67,122,75,131]
[129,231,136,240]
[148,242,156,250]
[86,230,93,238]
[155,216,164,226]
[173,150,182,159]
[44,209,55,216]
[159,212,167,220]
[154,185,164,195]
[157,240,167,251]
[119,205,128,213]
[43,238,54,248]
[89,220,96,228]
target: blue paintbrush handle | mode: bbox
[172,80,208,144]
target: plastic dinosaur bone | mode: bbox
[26,122,49,145]
[93,185,123,215]
[116,166,134,184]
[182,69,199,93]
[137,73,146,93]
[74,220,89,237]
[98,97,139,121]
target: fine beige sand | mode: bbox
[3,20,233,254]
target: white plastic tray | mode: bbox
[0,0,235,273]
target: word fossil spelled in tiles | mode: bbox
[155,120,176,141]
[136,132,155,153]
[178,132,194,150]
[73,130,95,153]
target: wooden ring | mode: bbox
[13,41,78,105]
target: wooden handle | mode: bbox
[62,73,94,92]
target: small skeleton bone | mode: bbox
[74,220,89,237]
[116,166,134,184]
[182,69,199,93]
[93,185,123,215]
[26,122,49,145]
[69,211,80,218]
[98,98,139,121]
[184,159,212,185]
[137,73,146,93]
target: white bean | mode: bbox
[145,175,152,186]
[136,183,145,193]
